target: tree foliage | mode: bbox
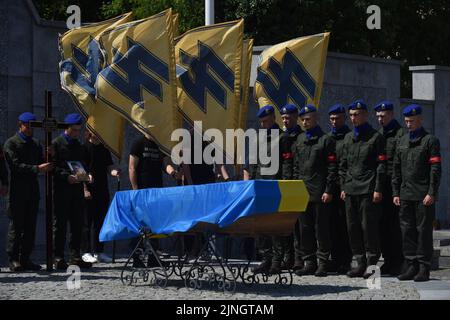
[34,0,450,96]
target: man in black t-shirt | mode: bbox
[81,130,120,264]
[128,133,180,267]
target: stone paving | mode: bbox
[0,260,422,300]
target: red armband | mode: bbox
[429,156,441,164]
[378,154,387,161]
[282,152,293,160]
[327,154,337,163]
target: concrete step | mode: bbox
[434,230,450,247]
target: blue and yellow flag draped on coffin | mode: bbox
[96,9,180,155]
[99,180,309,241]
[175,20,244,140]
[254,32,330,121]
[59,13,133,157]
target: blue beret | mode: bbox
[374,100,394,112]
[280,104,298,115]
[257,105,275,118]
[299,104,317,116]
[64,113,83,125]
[403,104,422,116]
[348,100,367,111]
[328,104,346,115]
[18,112,37,122]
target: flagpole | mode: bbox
[205,0,214,25]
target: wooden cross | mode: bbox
[30,91,67,271]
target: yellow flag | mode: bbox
[238,38,254,130]
[173,13,180,37]
[254,32,330,119]
[59,13,133,158]
[96,9,179,155]
[175,19,244,137]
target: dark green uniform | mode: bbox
[392,128,441,267]
[52,134,87,262]
[249,124,283,266]
[328,125,353,272]
[0,144,8,187]
[248,124,283,180]
[379,120,407,272]
[292,126,337,266]
[272,125,302,268]
[3,133,43,263]
[339,123,386,266]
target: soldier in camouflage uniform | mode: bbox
[340,100,387,278]
[270,104,303,273]
[327,104,352,274]
[292,105,337,277]
[374,101,407,276]
[393,104,441,282]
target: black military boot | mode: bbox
[363,257,380,279]
[9,260,24,272]
[252,260,271,274]
[413,264,430,282]
[54,258,69,271]
[282,254,295,270]
[347,257,367,278]
[292,258,304,271]
[295,260,317,276]
[269,261,282,274]
[397,261,419,281]
[315,263,328,277]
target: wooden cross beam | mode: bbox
[30,91,67,272]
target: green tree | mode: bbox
[101,0,205,34]
[33,0,107,22]
[34,0,450,96]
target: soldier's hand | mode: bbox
[423,194,435,206]
[84,189,92,200]
[68,175,79,184]
[322,193,333,203]
[340,191,346,201]
[373,192,382,203]
[110,169,121,177]
[38,162,53,173]
[393,197,401,207]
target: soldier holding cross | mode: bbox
[3,112,53,271]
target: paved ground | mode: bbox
[1,204,450,300]
[0,259,439,300]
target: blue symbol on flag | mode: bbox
[60,38,103,96]
[256,48,317,110]
[179,41,234,113]
[99,38,170,107]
